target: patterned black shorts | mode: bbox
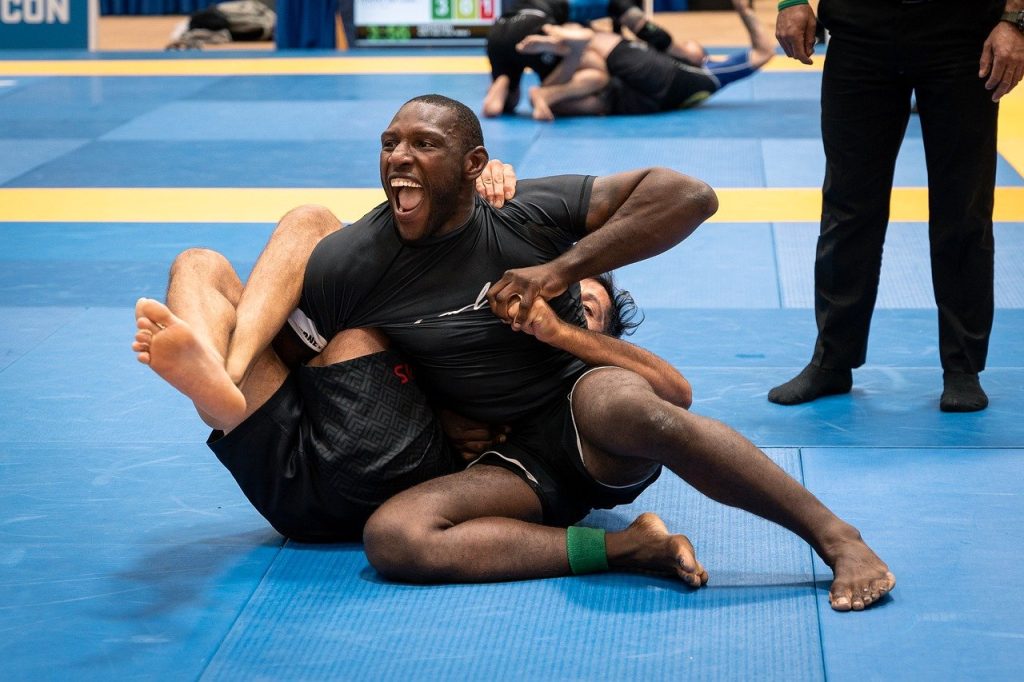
[209,350,453,542]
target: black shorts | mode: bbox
[605,40,719,113]
[488,12,561,90]
[469,368,662,526]
[209,350,453,543]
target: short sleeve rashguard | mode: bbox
[300,174,595,422]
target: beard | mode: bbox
[417,173,467,240]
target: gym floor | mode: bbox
[1,7,1023,680]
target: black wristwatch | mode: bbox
[1001,10,1024,33]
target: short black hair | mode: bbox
[592,272,643,338]
[404,94,484,154]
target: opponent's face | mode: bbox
[380,102,470,242]
[580,278,613,334]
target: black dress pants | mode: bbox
[811,2,998,373]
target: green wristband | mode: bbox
[778,0,809,10]
[566,526,609,575]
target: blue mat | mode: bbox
[203,450,823,681]
[772,222,1024,309]
[3,56,1023,681]
[803,447,1024,681]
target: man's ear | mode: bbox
[464,146,489,179]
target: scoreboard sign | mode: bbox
[353,0,501,45]
[0,0,97,49]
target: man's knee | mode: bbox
[574,368,690,449]
[278,204,342,238]
[363,501,449,583]
[169,247,232,281]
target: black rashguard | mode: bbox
[300,175,596,423]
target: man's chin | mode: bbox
[393,206,431,241]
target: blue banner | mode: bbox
[0,0,96,49]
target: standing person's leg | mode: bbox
[913,44,996,412]
[769,37,912,404]
[572,369,894,611]
[225,204,342,384]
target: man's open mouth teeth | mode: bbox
[391,178,424,213]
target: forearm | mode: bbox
[549,323,692,408]
[554,168,717,285]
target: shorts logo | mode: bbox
[393,363,414,384]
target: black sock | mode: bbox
[768,364,852,405]
[940,371,988,412]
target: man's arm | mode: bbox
[512,296,693,408]
[488,168,717,327]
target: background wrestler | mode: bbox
[292,94,893,611]
[483,0,691,117]
[518,0,775,119]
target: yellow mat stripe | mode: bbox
[0,54,819,77]
[1,187,1021,224]
[997,89,1024,177]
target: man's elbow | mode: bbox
[680,175,718,223]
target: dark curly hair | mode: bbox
[592,272,644,338]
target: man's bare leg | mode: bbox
[518,25,610,120]
[528,67,610,120]
[133,248,290,431]
[572,368,895,612]
[363,465,708,586]
[134,249,248,429]
[134,296,246,429]
[518,23,603,88]
[225,204,342,385]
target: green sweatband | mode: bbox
[778,0,809,10]
[566,526,609,575]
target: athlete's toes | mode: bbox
[137,315,160,333]
[136,298,175,327]
[830,582,853,612]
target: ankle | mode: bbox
[815,520,863,567]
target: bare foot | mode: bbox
[529,86,555,121]
[483,74,511,118]
[822,524,896,611]
[607,512,709,587]
[133,298,246,430]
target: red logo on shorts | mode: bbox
[393,363,414,384]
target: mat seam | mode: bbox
[769,221,787,308]
[799,445,830,682]
[196,538,287,682]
